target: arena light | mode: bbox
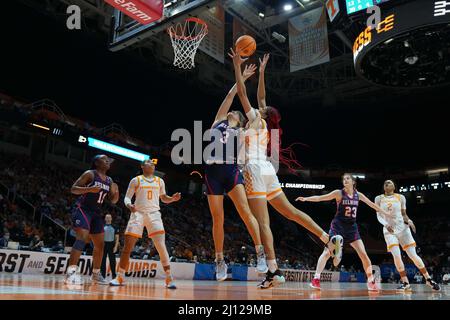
[426,167,448,175]
[30,123,50,131]
[80,136,150,162]
[284,4,293,11]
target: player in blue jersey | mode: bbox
[296,173,391,291]
[64,154,119,285]
[205,64,268,281]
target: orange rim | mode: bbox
[168,17,208,41]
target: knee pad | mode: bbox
[73,239,86,251]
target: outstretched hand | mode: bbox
[259,53,270,72]
[228,47,248,67]
[243,64,257,80]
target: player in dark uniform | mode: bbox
[296,173,391,291]
[205,64,268,281]
[64,154,119,285]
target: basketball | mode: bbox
[235,35,256,57]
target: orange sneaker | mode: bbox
[110,274,124,286]
[165,276,177,289]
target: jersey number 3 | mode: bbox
[344,206,357,218]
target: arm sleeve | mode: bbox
[400,195,407,210]
[159,178,166,196]
[124,178,137,207]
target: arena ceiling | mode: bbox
[15,0,422,107]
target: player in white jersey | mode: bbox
[375,180,440,291]
[230,49,344,289]
[110,159,181,289]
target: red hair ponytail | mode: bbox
[265,106,303,175]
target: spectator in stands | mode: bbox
[52,240,64,253]
[237,246,247,265]
[0,232,10,248]
[29,234,44,251]
[414,271,423,284]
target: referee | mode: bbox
[101,214,119,279]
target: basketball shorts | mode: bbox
[71,206,104,234]
[243,161,282,201]
[204,164,244,195]
[384,227,416,252]
[125,211,165,238]
[329,218,361,243]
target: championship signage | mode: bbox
[0,249,195,280]
[288,6,330,72]
[247,266,340,282]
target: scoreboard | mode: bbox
[346,0,391,14]
[352,0,450,79]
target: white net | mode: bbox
[168,17,208,69]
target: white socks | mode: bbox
[215,252,224,262]
[268,259,277,273]
[255,245,264,255]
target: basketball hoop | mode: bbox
[168,17,208,69]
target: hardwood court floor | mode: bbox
[0,274,447,300]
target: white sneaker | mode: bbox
[256,251,269,274]
[110,274,125,286]
[64,267,84,285]
[215,260,228,281]
[328,235,343,267]
[90,272,109,285]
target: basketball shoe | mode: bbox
[397,282,412,292]
[91,272,109,285]
[426,278,441,291]
[216,260,228,281]
[257,270,285,289]
[110,273,125,286]
[165,275,177,289]
[64,266,83,285]
[310,278,321,290]
[327,235,343,267]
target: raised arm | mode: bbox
[257,53,270,110]
[359,192,390,216]
[71,170,99,195]
[229,48,253,115]
[213,64,257,126]
[296,190,341,203]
